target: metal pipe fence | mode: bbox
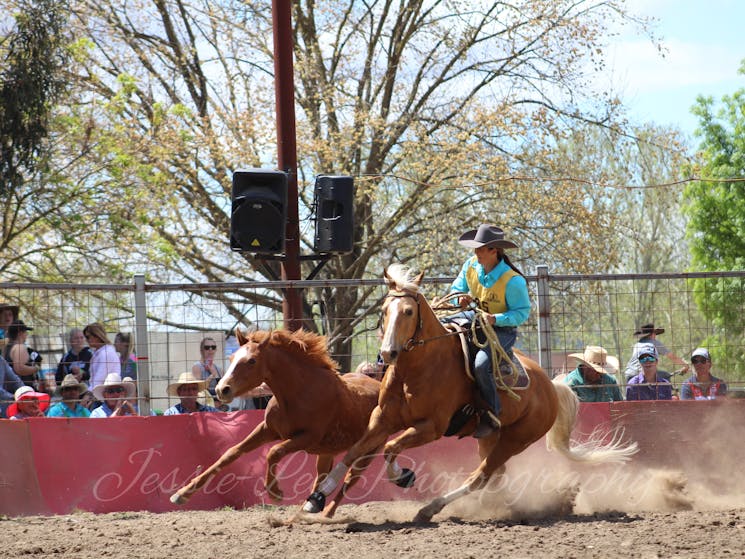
[3,268,745,413]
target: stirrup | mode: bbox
[473,411,500,438]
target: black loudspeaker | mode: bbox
[230,169,288,254]
[313,175,354,253]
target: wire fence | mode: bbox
[3,268,745,414]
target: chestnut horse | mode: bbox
[170,329,381,506]
[303,264,637,522]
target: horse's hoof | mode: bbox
[303,491,326,513]
[413,510,433,524]
[169,492,186,505]
[394,468,416,488]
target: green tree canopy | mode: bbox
[0,0,67,193]
[683,59,745,373]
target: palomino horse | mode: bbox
[304,264,637,522]
[170,329,381,506]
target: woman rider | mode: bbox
[449,224,531,438]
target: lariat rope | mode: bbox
[432,293,522,402]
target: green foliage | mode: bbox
[683,61,745,376]
[0,0,67,192]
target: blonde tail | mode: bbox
[546,379,638,464]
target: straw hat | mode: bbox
[167,372,208,396]
[55,374,88,395]
[568,346,620,376]
[6,386,51,417]
[92,373,136,401]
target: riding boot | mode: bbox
[473,353,501,438]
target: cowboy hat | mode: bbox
[6,386,50,418]
[7,319,32,338]
[633,323,664,337]
[457,224,518,249]
[92,373,136,401]
[55,374,88,396]
[167,372,208,397]
[568,346,620,376]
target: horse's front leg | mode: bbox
[170,421,277,505]
[382,419,439,488]
[321,444,383,519]
[303,407,393,517]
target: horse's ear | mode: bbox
[384,267,394,287]
[236,328,248,345]
[259,330,273,347]
[413,270,425,286]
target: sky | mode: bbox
[601,0,745,139]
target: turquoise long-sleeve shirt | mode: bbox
[450,257,531,327]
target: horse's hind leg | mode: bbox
[414,433,530,523]
[265,432,324,501]
[170,422,277,505]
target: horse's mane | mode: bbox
[386,263,422,292]
[248,329,340,372]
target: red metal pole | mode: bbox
[272,0,303,331]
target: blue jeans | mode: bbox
[442,310,517,415]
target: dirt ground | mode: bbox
[4,462,745,559]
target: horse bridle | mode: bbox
[383,290,424,351]
[383,289,463,351]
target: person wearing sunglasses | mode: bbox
[680,348,728,400]
[192,337,223,401]
[625,343,673,401]
[89,373,137,417]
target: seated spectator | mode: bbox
[83,323,120,390]
[90,373,138,417]
[1,354,24,418]
[114,332,137,380]
[56,328,92,384]
[3,320,42,388]
[680,348,728,400]
[624,323,689,381]
[163,372,220,415]
[564,346,623,402]
[625,343,673,401]
[46,374,91,417]
[7,385,50,420]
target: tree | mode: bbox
[3,0,659,368]
[0,0,67,193]
[682,60,745,375]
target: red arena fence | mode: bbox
[2,399,744,517]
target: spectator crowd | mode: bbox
[0,309,737,420]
